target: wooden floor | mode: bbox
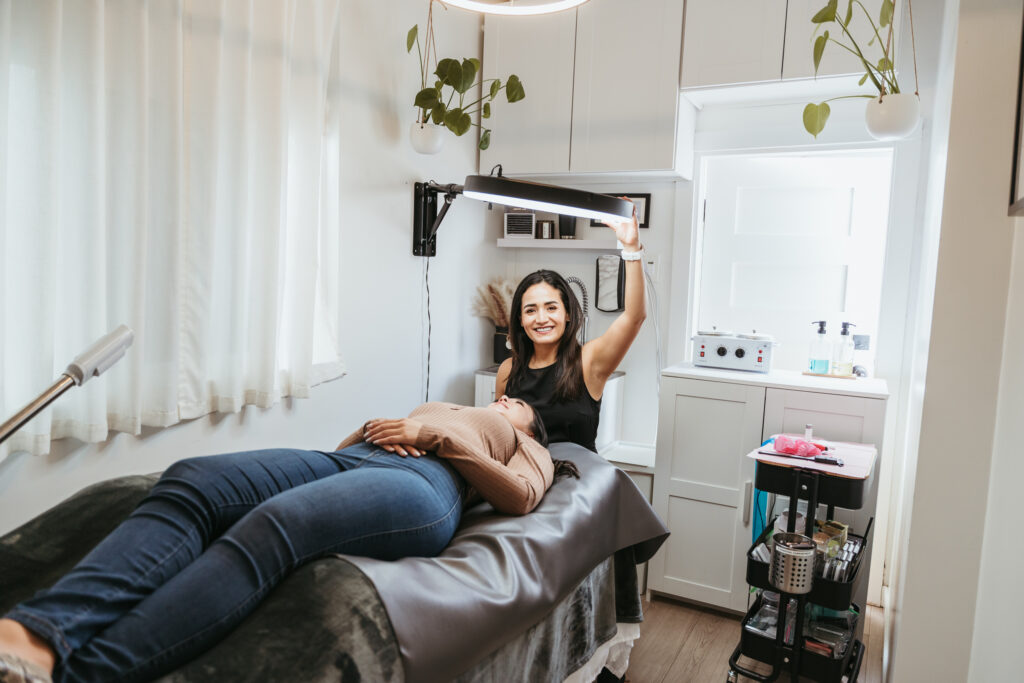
[625,596,884,683]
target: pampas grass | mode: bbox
[471,278,516,329]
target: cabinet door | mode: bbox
[680,0,787,88]
[479,12,575,175]
[570,0,684,173]
[649,377,765,611]
[782,0,878,79]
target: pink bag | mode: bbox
[773,434,822,457]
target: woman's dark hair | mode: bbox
[507,270,584,402]
[527,404,549,448]
[525,403,578,480]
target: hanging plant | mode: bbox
[406,2,525,152]
[803,0,920,140]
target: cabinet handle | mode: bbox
[743,481,753,526]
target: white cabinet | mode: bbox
[647,365,888,612]
[479,11,576,175]
[680,0,866,90]
[480,0,694,177]
[648,377,766,612]
[680,0,788,88]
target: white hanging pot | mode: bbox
[865,93,920,141]
[409,121,445,155]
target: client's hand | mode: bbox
[364,418,425,457]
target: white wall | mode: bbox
[969,223,1024,681]
[0,1,502,535]
[889,1,1023,681]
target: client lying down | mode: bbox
[0,396,559,683]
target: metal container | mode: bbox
[769,532,816,594]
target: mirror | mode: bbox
[595,254,625,312]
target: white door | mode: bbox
[783,0,894,80]
[694,150,894,372]
[570,0,683,173]
[479,11,576,175]
[680,0,787,88]
[762,387,887,606]
[649,377,765,611]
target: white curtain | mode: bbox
[0,0,344,458]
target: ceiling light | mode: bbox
[440,0,592,17]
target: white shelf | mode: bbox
[497,238,619,250]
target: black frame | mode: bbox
[1010,10,1024,215]
[590,193,651,228]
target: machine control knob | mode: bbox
[735,348,746,359]
[717,346,727,357]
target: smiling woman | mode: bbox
[495,203,647,452]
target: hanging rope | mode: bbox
[908,0,920,96]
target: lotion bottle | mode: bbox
[831,322,856,376]
[808,321,830,374]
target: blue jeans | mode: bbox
[5,442,465,683]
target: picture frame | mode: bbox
[591,193,651,228]
[1010,12,1024,215]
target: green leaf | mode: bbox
[444,108,472,136]
[843,0,853,26]
[435,58,459,85]
[468,57,481,72]
[505,74,525,102]
[414,87,439,109]
[811,0,838,24]
[479,128,491,150]
[859,72,869,86]
[813,32,828,73]
[445,60,464,91]
[803,102,831,138]
[406,25,418,53]
[877,57,893,72]
[489,79,501,100]
[868,36,876,46]
[459,58,478,94]
[880,0,894,27]
[435,79,443,90]
[431,101,446,124]
[482,102,491,119]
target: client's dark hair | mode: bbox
[528,405,577,481]
[527,404,549,448]
[526,404,579,480]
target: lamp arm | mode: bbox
[0,326,135,448]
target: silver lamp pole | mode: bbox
[0,325,135,446]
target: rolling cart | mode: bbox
[726,442,875,682]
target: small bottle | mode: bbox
[831,322,856,376]
[808,321,830,374]
[804,423,813,441]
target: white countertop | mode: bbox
[661,362,889,399]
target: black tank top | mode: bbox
[507,364,601,452]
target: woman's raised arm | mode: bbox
[583,203,646,391]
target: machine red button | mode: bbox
[700,351,705,357]
[757,356,762,362]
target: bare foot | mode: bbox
[0,619,55,675]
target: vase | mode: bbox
[410,121,445,154]
[865,93,920,141]
[493,326,511,364]
[558,214,577,239]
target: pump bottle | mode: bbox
[808,321,830,374]
[831,322,856,376]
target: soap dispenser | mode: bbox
[808,321,830,374]
[831,322,856,376]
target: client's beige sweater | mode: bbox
[336,402,554,515]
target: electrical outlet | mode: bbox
[644,255,658,280]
